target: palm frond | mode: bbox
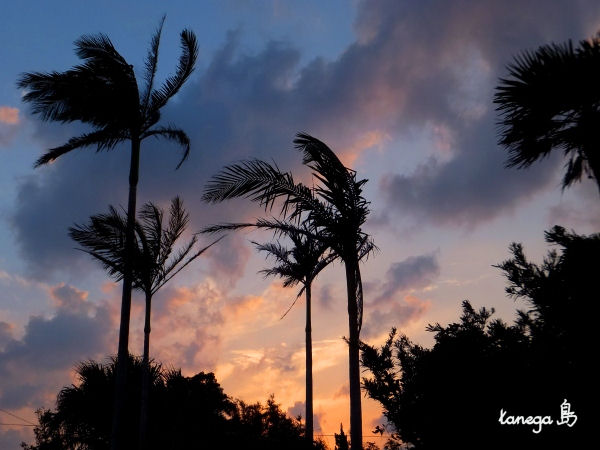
[140,15,166,112]
[279,293,303,320]
[157,197,188,269]
[153,236,223,293]
[294,132,369,215]
[149,29,198,112]
[69,206,129,281]
[74,34,129,67]
[203,159,326,221]
[495,35,600,189]
[72,198,218,298]
[34,128,127,167]
[142,126,191,168]
[18,36,139,129]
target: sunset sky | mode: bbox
[2,1,600,448]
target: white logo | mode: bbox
[498,399,577,434]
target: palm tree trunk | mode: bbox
[305,281,314,445]
[111,135,140,450]
[139,293,152,450]
[345,258,363,450]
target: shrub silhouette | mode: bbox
[361,227,597,449]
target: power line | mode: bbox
[0,408,36,426]
[0,423,36,427]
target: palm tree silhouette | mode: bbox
[495,33,600,195]
[203,133,375,450]
[69,197,218,450]
[17,17,198,449]
[253,222,333,444]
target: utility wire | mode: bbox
[0,423,36,427]
[0,408,36,426]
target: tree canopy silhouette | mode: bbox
[69,197,219,449]
[495,32,600,194]
[21,356,325,450]
[203,133,375,449]
[17,17,198,449]
[360,227,597,449]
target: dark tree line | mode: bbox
[21,356,326,450]
[360,226,598,449]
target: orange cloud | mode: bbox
[0,106,19,125]
[339,130,389,167]
[49,283,90,313]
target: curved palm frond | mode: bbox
[202,159,328,222]
[153,236,223,294]
[141,126,191,168]
[253,219,333,310]
[34,127,128,167]
[140,16,166,113]
[294,132,370,221]
[149,29,198,114]
[69,206,128,281]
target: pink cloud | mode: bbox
[0,106,19,125]
[49,283,89,311]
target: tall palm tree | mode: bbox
[253,222,333,444]
[69,197,219,450]
[203,133,375,449]
[17,17,198,449]
[495,33,600,195]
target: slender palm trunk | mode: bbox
[111,135,140,450]
[345,257,363,450]
[139,293,152,450]
[305,281,314,445]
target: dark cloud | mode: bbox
[0,285,112,409]
[316,283,335,310]
[332,383,349,399]
[287,401,323,432]
[204,234,252,287]
[363,295,431,340]
[0,429,30,450]
[287,401,305,419]
[380,116,559,226]
[12,0,600,278]
[0,321,12,350]
[373,253,440,306]
[363,252,438,338]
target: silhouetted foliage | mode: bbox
[18,18,198,449]
[227,396,326,450]
[361,227,597,449]
[495,32,600,194]
[334,424,349,450]
[21,356,325,450]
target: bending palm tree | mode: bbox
[203,133,375,449]
[495,33,600,195]
[70,197,219,450]
[254,222,333,444]
[17,17,198,449]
